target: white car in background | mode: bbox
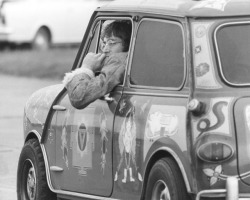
[0,0,113,49]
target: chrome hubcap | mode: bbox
[152,180,171,200]
[26,162,36,200]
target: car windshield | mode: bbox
[216,23,250,85]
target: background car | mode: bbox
[0,0,113,50]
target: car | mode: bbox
[17,0,250,199]
[0,0,113,50]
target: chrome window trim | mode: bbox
[77,16,134,89]
[128,18,186,91]
[214,21,250,87]
[123,90,189,98]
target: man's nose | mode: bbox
[102,45,110,53]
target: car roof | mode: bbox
[98,0,250,18]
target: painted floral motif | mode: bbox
[203,165,223,186]
[195,26,206,38]
[195,63,210,77]
[203,165,250,186]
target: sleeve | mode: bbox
[63,55,126,109]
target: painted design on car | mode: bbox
[48,128,55,144]
[203,165,250,186]
[72,122,95,176]
[195,63,210,77]
[193,98,232,139]
[146,112,178,139]
[100,110,108,175]
[192,22,222,89]
[61,125,69,168]
[197,101,228,136]
[61,110,71,168]
[115,107,143,183]
[144,105,187,160]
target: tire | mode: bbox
[32,28,51,50]
[17,138,56,200]
[144,157,190,200]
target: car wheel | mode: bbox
[17,138,56,200]
[144,157,189,200]
[32,28,51,50]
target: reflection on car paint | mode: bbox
[25,85,63,129]
[115,106,143,183]
[193,22,222,89]
[244,105,250,131]
[190,0,231,11]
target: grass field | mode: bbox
[0,47,79,80]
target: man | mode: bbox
[63,20,132,109]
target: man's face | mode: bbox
[101,35,124,55]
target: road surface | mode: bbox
[0,74,58,200]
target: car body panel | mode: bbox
[234,98,250,186]
[47,88,124,196]
[24,84,64,138]
[99,0,250,18]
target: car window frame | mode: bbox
[76,16,134,88]
[128,17,186,91]
[214,20,250,87]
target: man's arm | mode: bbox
[63,53,127,109]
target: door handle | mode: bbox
[104,96,114,103]
[188,99,204,115]
[53,105,66,111]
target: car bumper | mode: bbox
[196,177,250,200]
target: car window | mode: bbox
[79,18,132,86]
[130,19,185,89]
[216,23,250,85]
[88,21,101,53]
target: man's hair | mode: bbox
[102,20,132,52]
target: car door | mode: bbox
[111,17,189,198]
[49,18,132,196]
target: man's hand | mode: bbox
[82,53,106,72]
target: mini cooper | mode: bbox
[17,0,250,199]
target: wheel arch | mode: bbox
[24,131,54,193]
[141,147,192,200]
[33,25,52,42]
[25,130,41,144]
